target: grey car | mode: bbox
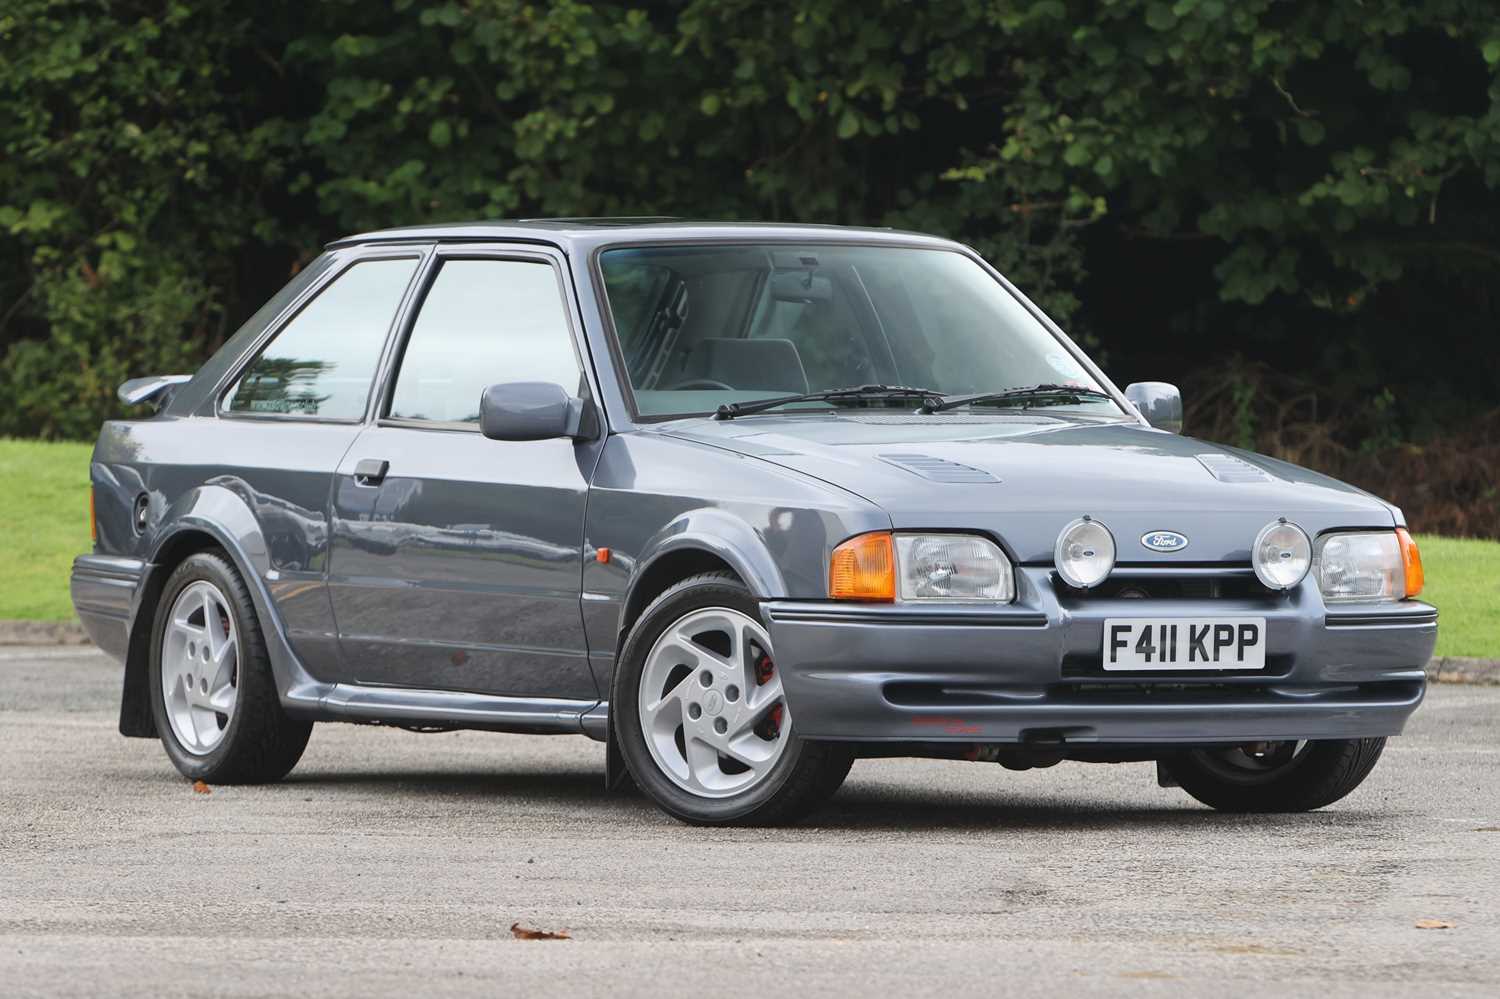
[71,220,1437,825]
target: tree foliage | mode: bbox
[2,0,1498,442]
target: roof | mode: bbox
[324,218,962,254]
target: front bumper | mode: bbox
[70,555,146,661]
[764,567,1435,745]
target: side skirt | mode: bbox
[314,683,606,738]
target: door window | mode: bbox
[223,257,419,419]
[388,259,581,424]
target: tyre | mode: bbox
[611,571,853,826]
[148,551,312,783]
[1162,738,1386,812]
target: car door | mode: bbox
[212,250,425,679]
[327,246,603,700]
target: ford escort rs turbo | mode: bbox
[72,220,1436,824]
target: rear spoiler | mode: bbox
[117,374,192,409]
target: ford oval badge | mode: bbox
[1141,530,1188,553]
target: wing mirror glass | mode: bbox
[479,382,594,442]
[1124,381,1183,434]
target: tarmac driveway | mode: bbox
[1,647,1496,997]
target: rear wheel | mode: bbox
[1162,738,1386,812]
[612,572,853,825]
[149,552,312,783]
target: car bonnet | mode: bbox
[652,414,1397,564]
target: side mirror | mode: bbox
[479,382,593,442]
[1124,381,1184,434]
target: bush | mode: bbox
[2,1,1498,536]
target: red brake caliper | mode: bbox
[753,648,783,739]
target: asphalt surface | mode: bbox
[2,647,1496,998]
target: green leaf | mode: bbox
[1145,3,1177,31]
[836,109,860,139]
[700,93,721,116]
[1295,118,1325,146]
[428,120,452,148]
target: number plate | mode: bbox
[1102,617,1266,671]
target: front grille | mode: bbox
[1059,571,1266,601]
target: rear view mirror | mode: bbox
[479,382,593,442]
[1124,381,1184,434]
[769,271,833,304]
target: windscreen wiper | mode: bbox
[919,383,1116,414]
[715,384,942,420]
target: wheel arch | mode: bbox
[119,528,229,737]
[617,548,746,648]
[605,514,786,790]
[615,508,787,645]
[120,484,324,737]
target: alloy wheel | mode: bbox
[159,580,240,755]
[636,606,790,798]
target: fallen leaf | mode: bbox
[1414,919,1454,930]
[192,780,211,795]
[511,922,570,941]
[1474,827,1500,832]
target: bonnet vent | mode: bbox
[878,453,999,484]
[1196,453,1272,483]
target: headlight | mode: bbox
[895,534,1014,602]
[1315,530,1415,603]
[830,531,1014,602]
[1252,519,1311,590]
[1054,517,1115,589]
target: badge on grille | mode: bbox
[1141,530,1189,552]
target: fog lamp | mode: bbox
[1252,519,1311,591]
[1054,517,1115,589]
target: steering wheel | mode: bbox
[665,378,735,391]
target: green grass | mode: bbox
[1412,534,1500,659]
[2,439,1497,658]
[1,438,95,619]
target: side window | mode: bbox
[224,258,419,419]
[388,259,581,424]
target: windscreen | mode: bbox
[597,244,1117,418]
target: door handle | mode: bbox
[352,458,389,487]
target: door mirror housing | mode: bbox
[1124,381,1184,434]
[479,382,594,442]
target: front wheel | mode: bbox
[611,572,852,825]
[1162,738,1386,812]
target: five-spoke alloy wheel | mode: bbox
[159,580,240,755]
[613,572,852,825]
[149,551,312,784]
[637,606,790,798]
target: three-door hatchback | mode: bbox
[72,219,1437,824]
